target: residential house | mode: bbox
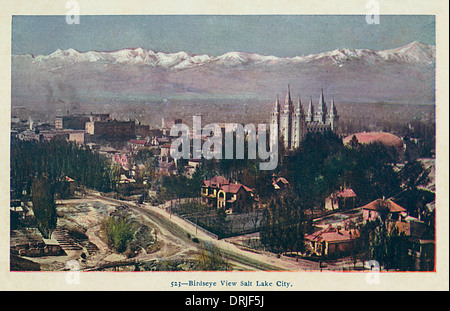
[64,176,76,197]
[392,215,435,271]
[272,177,289,190]
[127,139,147,151]
[113,153,129,167]
[361,197,435,271]
[159,159,177,176]
[201,176,255,213]
[362,198,407,222]
[305,225,359,258]
[185,159,202,178]
[325,188,357,211]
[160,144,172,159]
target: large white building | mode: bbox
[271,86,339,149]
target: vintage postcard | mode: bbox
[1,0,448,292]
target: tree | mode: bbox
[103,216,134,253]
[188,166,206,198]
[397,160,432,217]
[196,242,231,271]
[368,223,406,270]
[260,189,305,254]
[11,140,120,195]
[349,135,360,148]
[31,176,57,238]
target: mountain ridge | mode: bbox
[11,40,436,120]
[14,41,435,70]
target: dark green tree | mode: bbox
[260,189,305,254]
[31,176,57,238]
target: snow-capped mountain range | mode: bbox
[11,41,435,125]
[16,41,435,70]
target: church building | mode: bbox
[271,85,339,149]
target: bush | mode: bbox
[103,216,134,253]
[195,242,231,271]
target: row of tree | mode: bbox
[11,140,120,200]
[260,189,306,254]
[11,140,121,237]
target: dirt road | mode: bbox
[85,192,321,271]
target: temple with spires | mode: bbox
[271,85,339,150]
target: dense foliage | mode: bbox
[260,189,306,254]
[196,242,231,271]
[103,216,135,253]
[260,131,420,253]
[11,140,119,199]
[280,131,401,209]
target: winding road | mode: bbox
[84,192,321,271]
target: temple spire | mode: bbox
[296,94,304,115]
[273,94,280,114]
[283,84,293,113]
[330,96,337,116]
[318,88,326,113]
[307,96,314,121]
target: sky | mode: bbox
[11,15,435,57]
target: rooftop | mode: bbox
[128,139,147,145]
[343,131,404,148]
[335,188,357,198]
[361,198,406,213]
[305,226,359,243]
[202,176,253,194]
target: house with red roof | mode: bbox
[201,176,255,213]
[362,198,407,222]
[324,188,357,211]
[305,225,359,258]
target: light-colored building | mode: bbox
[201,176,255,213]
[68,130,87,144]
[324,188,357,211]
[127,139,147,151]
[271,86,339,150]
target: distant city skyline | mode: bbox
[12,15,435,57]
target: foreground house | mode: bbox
[362,198,407,222]
[305,225,359,258]
[361,198,435,271]
[201,176,255,213]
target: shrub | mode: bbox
[103,216,134,253]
